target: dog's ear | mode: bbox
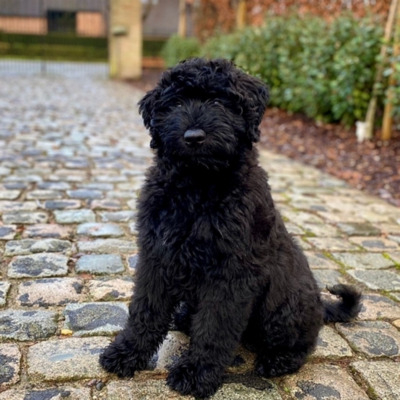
[236,73,269,144]
[138,87,162,149]
[138,88,159,129]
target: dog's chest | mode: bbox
[139,184,251,269]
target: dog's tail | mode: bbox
[323,284,362,323]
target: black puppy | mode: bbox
[100,58,361,398]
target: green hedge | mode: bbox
[0,33,166,61]
[161,15,385,126]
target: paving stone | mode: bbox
[351,361,400,400]
[283,364,368,400]
[5,239,72,256]
[0,310,57,341]
[349,237,399,251]
[54,209,96,224]
[386,251,400,264]
[67,189,103,199]
[26,190,63,200]
[348,269,400,290]
[358,294,400,320]
[17,278,83,307]
[8,253,69,278]
[2,211,49,224]
[77,239,137,254]
[77,222,124,237]
[105,378,282,400]
[37,181,71,190]
[88,277,134,301]
[0,343,20,386]
[337,222,381,236]
[311,326,353,358]
[91,199,122,210]
[312,270,348,289]
[304,252,340,270]
[43,199,81,210]
[330,252,395,270]
[22,224,74,239]
[336,321,400,357]
[302,223,341,237]
[128,254,139,273]
[64,302,128,336]
[306,237,360,251]
[76,254,124,274]
[27,337,109,381]
[0,201,37,212]
[0,387,91,400]
[0,190,20,200]
[0,225,17,241]
[0,281,11,307]
[285,222,305,235]
[99,211,136,222]
[155,331,190,371]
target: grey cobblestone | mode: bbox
[17,278,83,307]
[3,211,49,224]
[77,222,125,237]
[27,337,109,381]
[0,66,399,398]
[8,253,69,278]
[351,361,400,400]
[337,321,400,357]
[0,309,58,341]
[54,209,96,224]
[0,343,21,386]
[0,225,16,240]
[0,282,11,307]
[63,302,128,336]
[5,238,72,256]
[77,239,137,253]
[75,254,125,274]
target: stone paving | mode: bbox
[0,67,400,400]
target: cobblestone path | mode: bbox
[0,70,400,400]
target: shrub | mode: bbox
[203,14,383,126]
[161,34,201,67]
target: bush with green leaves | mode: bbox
[161,34,201,67]
[202,14,383,126]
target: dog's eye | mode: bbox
[176,102,182,108]
[213,100,220,105]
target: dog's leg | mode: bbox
[167,281,252,398]
[100,263,174,377]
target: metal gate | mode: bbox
[0,0,109,76]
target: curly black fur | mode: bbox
[100,58,361,398]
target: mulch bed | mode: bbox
[132,69,400,208]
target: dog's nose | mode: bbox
[184,129,206,146]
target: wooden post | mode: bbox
[109,0,142,79]
[236,0,246,30]
[178,0,187,37]
[364,0,398,139]
[382,1,400,140]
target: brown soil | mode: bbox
[132,69,400,208]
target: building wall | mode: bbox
[0,16,47,34]
[77,12,106,37]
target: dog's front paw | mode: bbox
[167,358,223,399]
[100,335,147,378]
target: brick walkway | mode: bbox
[0,68,400,399]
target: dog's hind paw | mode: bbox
[167,359,222,399]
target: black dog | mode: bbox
[100,58,361,398]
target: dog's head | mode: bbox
[138,58,269,170]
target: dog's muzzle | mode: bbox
[184,129,206,147]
